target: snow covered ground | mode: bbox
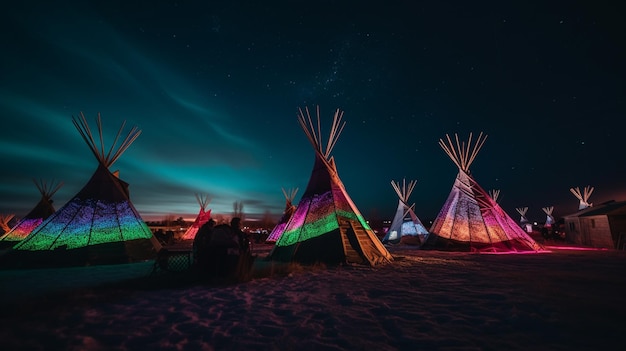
[1,245,624,350]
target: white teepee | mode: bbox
[570,186,594,210]
[181,193,212,241]
[266,187,298,243]
[269,106,392,266]
[0,179,63,249]
[382,178,429,245]
[542,206,555,227]
[6,112,161,267]
[424,132,543,252]
[516,207,533,233]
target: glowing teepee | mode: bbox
[269,106,392,266]
[543,206,555,228]
[0,214,15,234]
[516,207,533,233]
[265,187,299,243]
[570,186,594,210]
[0,180,62,249]
[6,112,161,267]
[423,132,543,252]
[181,193,212,241]
[382,178,429,245]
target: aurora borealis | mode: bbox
[1,1,624,224]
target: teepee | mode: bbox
[269,106,392,265]
[516,207,533,233]
[0,180,62,249]
[543,206,555,227]
[6,112,161,267]
[266,187,299,243]
[423,132,543,252]
[570,186,594,210]
[382,178,429,245]
[0,214,15,234]
[181,193,212,241]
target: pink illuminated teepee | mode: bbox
[382,178,429,245]
[268,106,392,266]
[265,187,298,243]
[423,132,543,252]
[181,193,212,241]
[0,180,62,249]
[3,112,161,267]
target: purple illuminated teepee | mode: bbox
[423,132,544,252]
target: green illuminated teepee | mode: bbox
[269,106,392,266]
[4,112,161,267]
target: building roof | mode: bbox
[563,200,626,218]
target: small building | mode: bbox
[563,200,626,250]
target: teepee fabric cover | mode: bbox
[269,107,392,266]
[0,180,62,249]
[424,133,543,252]
[181,194,212,240]
[382,179,429,245]
[7,113,161,267]
[266,188,298,243]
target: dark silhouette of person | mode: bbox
[193,218,215,272]
[230,217,250,255]
[231,217,253,280]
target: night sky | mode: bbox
[1,1,624,224]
